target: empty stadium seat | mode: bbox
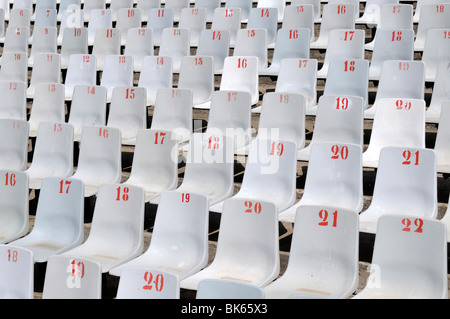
[282,4,315,42]
[359,147,438,234]
[100,55,134,102]
[30,9,57,43]
[61,183,145,273]
[209,138,297,213]
[122,129,179,202]
[136,0,160,22]
[265,205,359,299]
[3,26,29,54]
[87,9,112,46]
[194,0,220,23]
[138,56,173,106]
[197,279,265,299]
[109,191,209,280]
[164,0,189,22]
[25,122,74,190]
[64,54,97,100]
[0,119,29,171]
[60,27,88,69]
[363,98,426,168]
[71,126,122,197]
[426,62,450,123]
[57,0,81,21]
[224,0,250,22]
[220,56,259,105]
[356,0,399,26]
[422,28,450,82]
[178,7,207,47]
[8,9,31,38]
[365,60,425,119]
[57,10,85,47]
[211,7,241,47]
[83,0,106,21]
[354,215,447,299]
[196,29,230,74]
[68,85,108,142]
[180,198,280,291]
[247,7,278,46]
[8,177,84,263]
[27,53,61,99]
[317,28,365,79]
[432,101,450,174]
[234,28,268,71]
[0,245,33,299]
[109,0,133,21]
[0,169,29,244]
[0,81,27,121]
[279,143,363,223]
[0,51,28,83]
[291,0,321,22]
[28,26,58,67]
[42,255,102,299]
[297,95,364,162]
[28,83,66,138]
[116,7,142,46]
[178,55,215,109]
[92,28,121,70]
[116,268,180,299]
[158,27,190,73]
[415,3,450,51]
[146,8,174,46]
[124,27,154,72]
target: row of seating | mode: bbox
[0,184,447,299]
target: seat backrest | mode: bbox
[378,3,413,30]
[0,119,29,171]
[124,27,154,72]
[291,0,321,21]
[247,7,278,45]
[220,56,259,105]
[138,56,173,106]
[68,85,108,142]
[57,0,81,20]
[60,27,88,68]
[27,52,61,98]
[426,62,450,123]
[257,0,286,21]
[8,9,30,37]
[3,26,29,53]
[194,0,220,22]
[0,51,28,83]
[116,7,142,46]
[0,169,29,244]
[422,28,450,82]
[29,26,58,64]
[258,92,306,149]
[211,7,242,46]
[234,28,268,70]
[116,267,180,299]
[109,0,133,21]
[92,27,121,70]
[0,81,27,121]
[196,29,230,74]
[357,0,398,24]
[415,3,450,51]
[158,27,190,73]
[367,214,447,298]
[434,101,450,172]
[57,9,85,46]
[100,55,134,101]
[87,9,113,45]
[42,255,102,299]
[164,0,190,22]
[146,8,174,46]
[225,0,251,21]
[33,8,57,29]
[83,0,106,21]
[136,0,160,21]
[179,7,207,46]
[282,4,315,41]
[197,279,265,299]
[64,54,97,100]
[0,245,33,299]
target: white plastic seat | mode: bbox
[68,85,107,142]
[363,98,426,168]
[124,28,154,72]
[3,26,29,54]
[25,122,74,190]
[57,9,85,47]
[178,7,207,47]
[106,86,147,145]
[0,119,29,171]
[220,56,259,105]
[368,28,414,80]
[28,83,65,137]
[166,133,234,206]
[0,0,9,21]
[150,88,192,142]
[100,55,134,102]
[178,55,214,109]
[138,56,173,106]
[71,126,122,197]
[42,255,102,299]
[197,279,265,299]
[194,0,220,23]
[0,169,29,244]
[317,29,365,79]
[359,147,437,234]
[365,60,425,119]
[274,58,318,113]
[116,268,180,299]
[259,27,310,77]
[257,0,285,22]
[311,3,355,49]
[206,90,252,153]
[158,27,190,73]
[146,8,174,46]
[422,29,450,82]
[0,51,28,83]
[426,63,450,123]
[27,53,61,99]
[110,191,209,281]
[180,198,280,291]
[57,0,81,21]
[31,9,57,44]
[136,0,160,22]
[290,0,321,22]
[356,0,399,26]
[109,0,133,20]
[282,5,315,42]
[83,0,106,21]
[0,81,27,121]
[64,54,97,100]
[265,206,359,299]
[431,101,450,173]
[413,0,449,23]
[211,7,241,47]
[279,143,363,223]
[414,4,450,51]
[234,27,268,71]
[209,138,297,213]
[87,9,112,46]
[328,0,361,20]
[364,4,413,51]
[116,7,142,46]
[123,129,179,202]
[61,183,145,273]
[247,7,278,47]
[8,8,31,38]
[196,29,230,75]
[12,0,32,12]
[92,28,121,71]
[9,177,84,262]
[354,214,447,299]
[0,245,33,299]
[28,26,58,67]
[164,0,189,22]
[225,0,251,22]
[297,95,364,162]
[60,27,88,69]
[319,58,369,115]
